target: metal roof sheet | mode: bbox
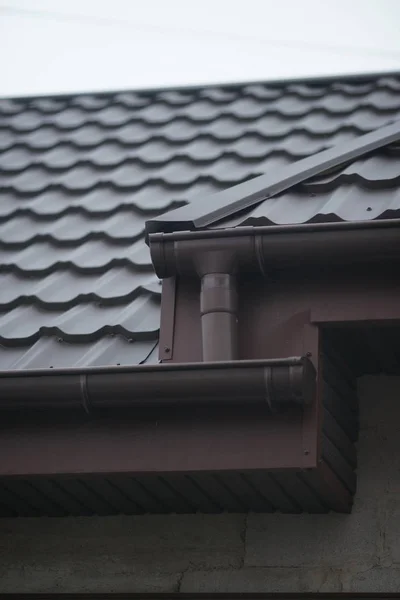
[146,120,400,232]
[1,74,400,368]
[214,147,400,228]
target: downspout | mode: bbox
[200,273,238,361]
[149,218,400,361]
[196,245,245,361]
[151,235,256,361]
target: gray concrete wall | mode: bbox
[1,375,399,593]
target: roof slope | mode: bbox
[226,142,400,227]
[1,74,400,369]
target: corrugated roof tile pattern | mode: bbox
[217,147,400,228]
[1,76,400,368]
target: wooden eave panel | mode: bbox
[0,405,314,478]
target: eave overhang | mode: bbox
[4,110,400,518]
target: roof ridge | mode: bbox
[2,70,400,103]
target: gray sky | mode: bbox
[1,0,400,97]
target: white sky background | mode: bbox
[1,0,400,97]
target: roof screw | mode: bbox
[367,207,372,211]
[304,450,310,455]
[306,351,312,357]
[164,346,171,353]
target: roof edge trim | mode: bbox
[146,120,400,236]
[0,356,302,378]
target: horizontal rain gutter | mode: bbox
[0,357,315,414]
[149,218,400,279]
[150,218,400,361]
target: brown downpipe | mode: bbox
[0,357,315,414]
[151,236,255,361]
[200,273,238,361]
[149,219,400,362]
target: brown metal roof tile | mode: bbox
[1,74,400,368]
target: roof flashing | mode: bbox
[145,120,400,237]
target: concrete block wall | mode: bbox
[1,375,399,593]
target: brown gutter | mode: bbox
[149,218,400,279]
[0,357,315,414]
[150,218,400,361]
